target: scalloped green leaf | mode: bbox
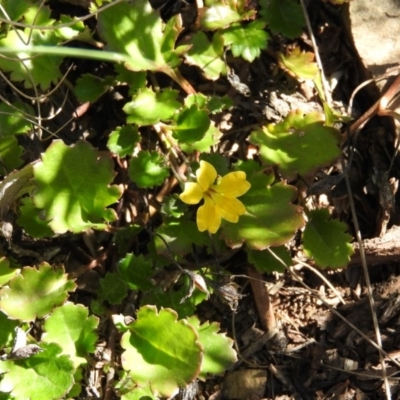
[260,0,305,39]
[17,197,54,238]
[200,5,246,30]
[0,263,76,321]
[184,32,226,80]
[303,208,354,269]
[0,102,35,136]
[107,125,140,157]
[154,218,207,256]
[249,111,341,179]
[0,311,18,348]
[0,342,74,400]
[180,122,222,153]
[128,151,169,188]
[279,47,319,80]
[140,274,207,319]
[0,257,19,286]
[187,316,237,380]
[222,20,269,62]
[171,105,211,144]
[221,170,305,250]
[42,302,99,368]
[0,29,63,90]
[33,140,122,233]
[248,246,292,273]
[0,136,23,173]
[120,306,202,397]
[98,272,128,305]
[123,88,181,126]
[117,253,154,291]
[97,0,182,72]
[74,74,113,102]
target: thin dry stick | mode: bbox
[299,0,332,105]
[342,163,391,398]
[292,257,346,305]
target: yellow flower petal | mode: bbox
[197,197,221,233]
[196,161,217,192]
[215,171,251,197]
[214,195,246,223]
[179,182,204,204]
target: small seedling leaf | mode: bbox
[128,151,169,189]
[222,20,269,62]
[107,125,140,157]
[123,88,180,126]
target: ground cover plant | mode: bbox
[0,0,399,398]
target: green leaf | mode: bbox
[279,47,319,80]
[160,194,188,218]
[0,257,19,286]
[200,5,244,30]
[74,74,113,102]
[221,169,305,250]
[171,105,211,144]
[42,302,99,368]
[123,87,180,126]
[303,208,354,269]
[0,263,76,321]
[17,197,54,238]
[187,316,237,380]
[154,219,207,256]
[0,0,31,21]
[184,32,226,80]
[0,29,63,89]
[0,136,23,174]
[97,0,182,72]
[128,151,169,189]
[249,111,341,179]
[117,254,154,291]
[120,306,202,397]
[0,311,18,348]
[248,246,292,273]
[114,65,147,93]
[0,342,75,400]
[179,122,222,153]
[260,0,305,39]
[222,20,269,62]
[107,125,140,157]
[98,272,128,304]
[0,102,35,136]
[33,140,122,233]
[140,275,206,319]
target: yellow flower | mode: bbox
[180,160,251,234]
